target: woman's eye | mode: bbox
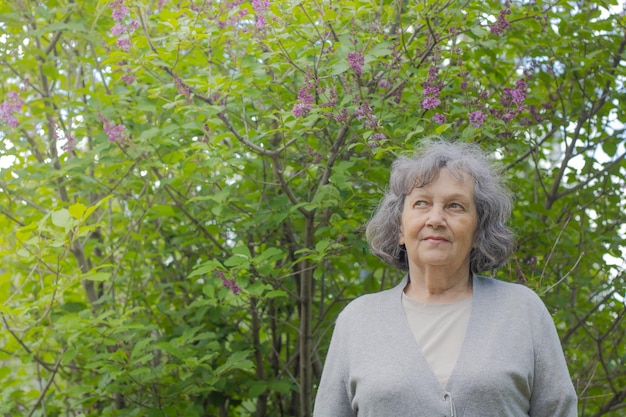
[413,200,427,207]
[449,203,464,210]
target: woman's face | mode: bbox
[399,168,478,274]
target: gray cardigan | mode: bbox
[313,275,577,417]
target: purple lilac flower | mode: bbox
[109,1,140,51]
[111,23,125,36]
[529,105,542,123]
[116,38,131,51]
[502,111,516,123]
[251,0,270,28]
[432,113,446,124]
[354,103,378,129]
[347,52,365,76]
[251,0,269,11]
[378,79,392,90]
[423,86,440,96]
[468,111,487,127]
[390,82,405,104]
[256,14,267,28]
[292,103,312,117]
[307,146,323,163]
[353,103,370,120]
[421,96,441,110]
[157,0,166,11]
[105,124,126,142]
[390,49,403,69]
[62,134,77,152]
[110,0,129,22]
[509,88,526,105]
[427,65,439,81]
[368,133,385,147]
[335,108,348,123]
[112,19,138,40]
[501,78,527,107]
[99,115,127,142]
[512,78,527,104]
[292,79,316,117]
[489,7,511,35]
[420,65,442,110]
[121,71,136,84]
[0,92,24,127]
[215,269,241,296]
[319,86,337,109]
[297,85,314,105]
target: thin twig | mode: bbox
[542,252,584,294]
[26,347,67,417]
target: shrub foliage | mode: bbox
[1,0,625,416]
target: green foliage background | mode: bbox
[0,0,624,416]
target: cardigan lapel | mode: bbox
[383,277,448,403]
[444,275,499,416]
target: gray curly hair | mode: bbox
[365,140,515,274]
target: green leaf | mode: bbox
[139,127,162,142]
[69,203,87,219]
[61,348,79,366]
[83,272,110,282]
[51,208,72,228]
[329,61,350,75]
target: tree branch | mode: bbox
[26,347,67,417]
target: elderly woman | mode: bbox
[313,140,577,417]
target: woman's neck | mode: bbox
[404,266,473,304]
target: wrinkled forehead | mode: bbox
[406,164,472,193]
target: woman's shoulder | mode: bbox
[337,279,405,320]
[474,275,549,310]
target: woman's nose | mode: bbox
[425,206,445,227]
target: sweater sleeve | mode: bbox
[529,306,578,417]
[313,312,356,417]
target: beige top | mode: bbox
[401,292,472,388]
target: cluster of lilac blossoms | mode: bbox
[251,0,270,28]
[432,113,446,124]
[488,74,531,124]
[216,1,250,30]
[98,114,127,142]
[421,65,443,118]
[502,78,527,107]
[468,111,487,128]
[109,0,139,51]
[489,5,511,35]
[347,52,365,76]
[62,134,78,152]
[292,84,314,117]
[120,66,136,85]
[0,92,24,127]
[368,133,385,147]
[215,269,241,296]
[292,75,316,117]
[354,102,378,130]
[354,102,386,147]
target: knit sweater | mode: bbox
[313,275,577,417]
